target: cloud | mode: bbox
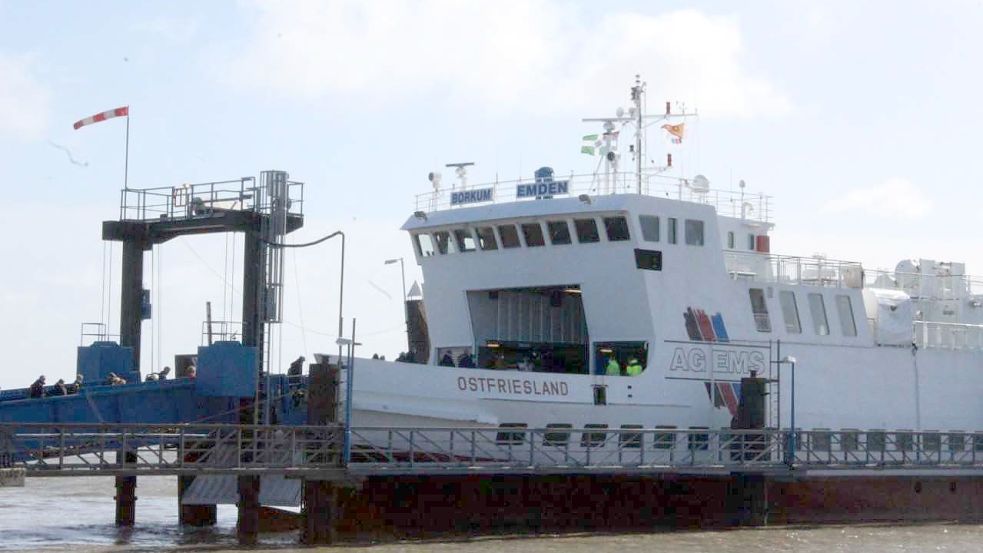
[217,1,789,117]
[823,177,932,220]
[130,16,201,43]
[0,52,50,140]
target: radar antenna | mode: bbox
[445,162,474,191]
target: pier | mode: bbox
[4,422,983,544]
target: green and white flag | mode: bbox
[581,134,599,156]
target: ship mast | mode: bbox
[583,75,695,195]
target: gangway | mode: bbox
[4,423,983,478]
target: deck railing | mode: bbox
[914,321,983,351]
[414,172,773,223]
[118,177,304,222]
[725,252,864,288]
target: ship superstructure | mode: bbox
[347,77,983,444]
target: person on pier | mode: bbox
[29,376,45,398]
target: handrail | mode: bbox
[3,424,982,476]
[414,171,773,223]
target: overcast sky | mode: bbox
[0,1,979,388]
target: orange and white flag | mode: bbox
[662,122,685,144]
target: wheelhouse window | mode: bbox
[574,218,600,243]
[667,218,678,244]
[603,216,630,241]
[779,291,801,334]
[547,220,572,245]
[749,288,771,332]
[836,295,857,337]
[639,215,660,242]
[727,231,735,249]
[594,341,648,376]
[497,224,521,249]
[808,293,830,335]
[415,233,435,257]
[476,226,498,250]
[454,229,475,252]
[521,222,545,247]
[747,233,755,250]
[684,219,704,246]
[434,230,451,254]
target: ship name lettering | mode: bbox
[457,376,569,396]
[668,347,766,375]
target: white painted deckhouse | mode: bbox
[345,76,983,449]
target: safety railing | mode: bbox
[725,252,864,289]
[865,269,983,300]
[414,172,773,223]
[4,425,983,476]
[201,320,243,345]
[118,177,304,222]
[914,321,983,351]
[1,423,342,475]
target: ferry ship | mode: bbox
[347,76,983,444]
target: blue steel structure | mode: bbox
[0,173,311,432]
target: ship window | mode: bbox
[668,218,678,244]
[497,224,521,249]
[808,293,830,335]
[684,219,704,246]
[749,288,771,332]
[547,220,572,245]
[415,233,435,257]
[922,432,941,452]
[619,424,643,448]
[603,216,630,241]
[476,226,498,251]
[895,431,913,452]
[688,427,709,450]
[454,229,476,252]
[836,295,857,337]
[521,222,545,247]
[867,430,886,452]
[974,433,983,452]
[779,291,801,334]
[747,233,755,250]
[581,424,608,447]
[574,218,600,243]
[496,423,527,445]
[543,423,572,446]
[949,432,966,452]
[653,426,676,449]
[594,341,648,375]
[434,231,451,254]
[841,430,859,452]
[634,249,662,271]
[727,231,735,249]
[639,215,660,242]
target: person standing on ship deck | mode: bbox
[626,357,643,376]
[605,357,622,376]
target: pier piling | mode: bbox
[237,475,261,545]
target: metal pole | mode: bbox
[123,113,130,190]
[337,233,345,364]
[343,318,357,465]
[789,361,796,466]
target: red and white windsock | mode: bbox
[73,106,129,130]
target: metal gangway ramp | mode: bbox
[4,424,983,479]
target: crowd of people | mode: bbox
[19,364,198,400]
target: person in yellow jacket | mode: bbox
[605,356,621,376]
[626,357,643,376]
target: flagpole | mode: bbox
[124,113,130,190]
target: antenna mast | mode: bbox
[631,75,645,194]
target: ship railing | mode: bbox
[118,177,304,222]
[914,321,983,351]
[78,322,120,347]
[724,252,864,288]
[413,171,773,223]
[864,269,983,300]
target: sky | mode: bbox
[0,0,980,389]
